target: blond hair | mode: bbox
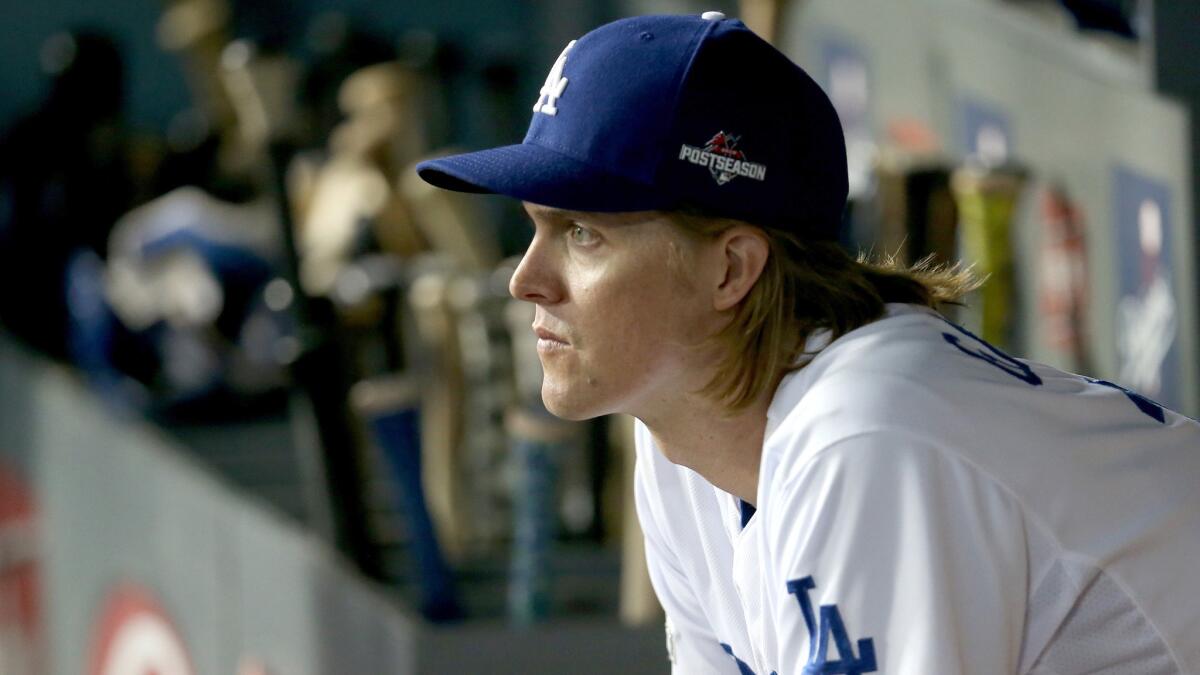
[668,211,980,412]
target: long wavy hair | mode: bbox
[667,210,980,412]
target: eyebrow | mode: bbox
[523,203,579,220]
[523,203,659,228]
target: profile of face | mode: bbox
[509,204,724,421]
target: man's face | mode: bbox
[510,203,718,420]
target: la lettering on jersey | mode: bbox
[635,303,1200,673]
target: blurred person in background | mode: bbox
[0,31,135,359]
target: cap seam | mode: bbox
[653,19,721,183]
[527,19,715,193]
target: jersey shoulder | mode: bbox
[763,306,983,458]
[759,303,1198,503]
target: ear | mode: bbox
[712,226,769,312]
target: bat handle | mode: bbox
[505,406,577,624]
[739,0,795,45]
[361,382,464,622]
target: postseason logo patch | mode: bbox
[678,131,767,185]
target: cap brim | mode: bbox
[415,143,672,212]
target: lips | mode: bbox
[534,325,569,345]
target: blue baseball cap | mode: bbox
[415,12,848,238]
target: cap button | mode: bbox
[700,11,726,21]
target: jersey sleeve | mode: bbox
[763,431,1029,673]
[633,431,741,674]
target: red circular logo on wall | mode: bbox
[89,584,194,675]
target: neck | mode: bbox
[637,387,773,506]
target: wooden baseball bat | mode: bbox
[874,160,958,266]
[406,269,471,560]
[350,375,463,621]
[739,0,797,45]
[157,0,237,137]
[394,167,503,567]
[951,162,1030,349]
[397,166,500,273]
[501,291,590,623]
[503,405,580,623]
[284,51,482,620]
[218,40,385,579]
[1037,181,1092,373]
[444,270,520,549]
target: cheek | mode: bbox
[575,268,697,363]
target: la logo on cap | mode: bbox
[533,40,576,116]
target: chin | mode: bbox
[540,385,607,421]
[540,396,599,421]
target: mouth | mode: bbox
[533,325,570,353]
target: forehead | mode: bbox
[522,202,667,228]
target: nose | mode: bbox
[508,233,563,304]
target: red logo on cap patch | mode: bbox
[678,131,767,185]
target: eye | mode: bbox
[569,223,599,246]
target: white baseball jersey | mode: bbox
[635,303,1200,674]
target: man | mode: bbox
[417,13,1200,674]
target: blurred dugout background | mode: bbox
[0,0,1196,673]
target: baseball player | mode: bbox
[416,13,1200,674]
